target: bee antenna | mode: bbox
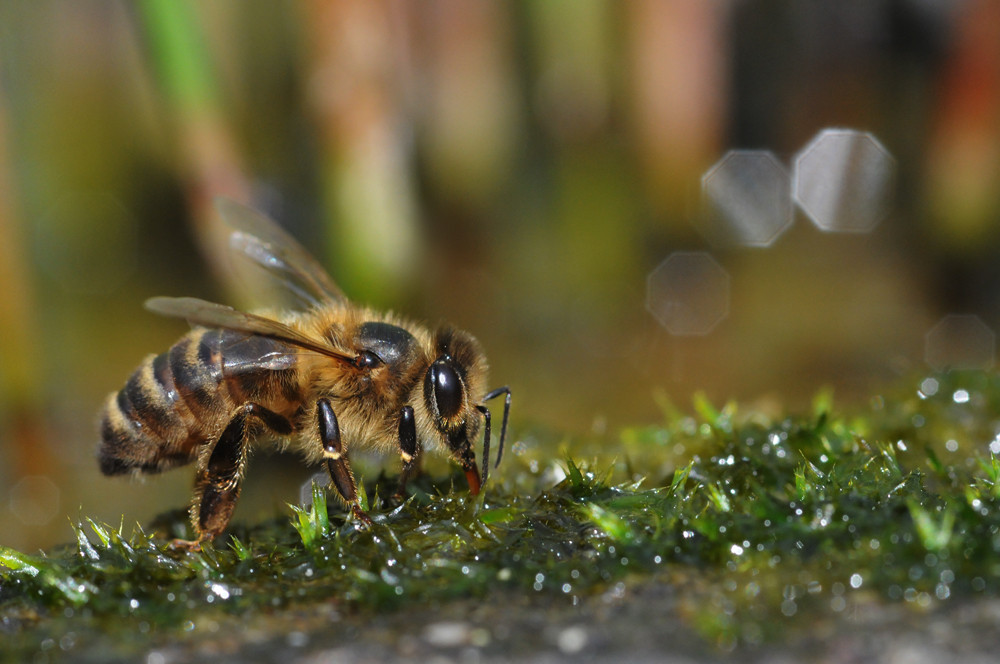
[479,386,512,481]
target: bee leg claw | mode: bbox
[169,537,205,552]
[351,504,374,527]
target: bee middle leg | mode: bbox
[317,398,373,526]
[394,405,421,500]
[179,402,292,550]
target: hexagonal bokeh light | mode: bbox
[925,314,995,371]
[794,128,895,233]
[646,252,730,336]
[701,150,793,247]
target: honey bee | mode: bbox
[98,199,510,548]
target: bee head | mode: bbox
[424,326,510,494]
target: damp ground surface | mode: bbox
[4,371,1000,662]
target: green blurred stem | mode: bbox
[137,0,218,115]
[134,0,254,303]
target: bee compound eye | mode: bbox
[429,360,463,419]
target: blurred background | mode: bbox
[2,1,999,550]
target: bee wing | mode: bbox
[218,331,300,373]
[145,296,355,364]
[216,198,348,307]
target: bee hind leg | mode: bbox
[394,406,420,501]
[317,398,373,526]
[189,402,292,545]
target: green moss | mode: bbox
[4,371,1000,657]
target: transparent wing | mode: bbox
[215,198,347,307]
[218,331,300,374]
[145,296,354,364]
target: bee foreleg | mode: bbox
[190,402,293,545]
[317,398,373,526]
[394,406,420,500]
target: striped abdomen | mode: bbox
[98,328,300,476]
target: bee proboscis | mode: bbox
[98,199,510,548]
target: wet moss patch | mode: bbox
[4,371,1000,658]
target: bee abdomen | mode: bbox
[99,330,224,476]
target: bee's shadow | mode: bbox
[365,468,471,508]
